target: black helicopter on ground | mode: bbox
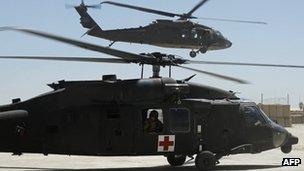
[0,27,300,171]
[69,0,266,58]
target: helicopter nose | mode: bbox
[225,39,232,48]
[284,135,299,147]
[272,128,288,148]
[271,123,298,150]
[272,123,288,148]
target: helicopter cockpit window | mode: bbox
[215,30,222,36]
[169,108,190,133]
[244,106,266,126]
[143,109,164,133]
[258,107,272,124]
[191,30,198,39]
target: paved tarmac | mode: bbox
[0,124,303,171]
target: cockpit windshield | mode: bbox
[243,106,267,126]
[214,30,223,37]
[258,107,272,123]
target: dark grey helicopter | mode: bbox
[0,27,300,171]
[69,0,266,58]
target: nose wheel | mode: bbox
[190,50,197,58]
[281,145,292,154]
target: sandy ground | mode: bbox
[0,124,303,171]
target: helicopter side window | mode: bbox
[243,106,266,126]
[143,109,164,134]
[169,108,190,133]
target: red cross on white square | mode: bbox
[157,135,175,152]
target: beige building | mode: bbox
[290,110,304,124]
[258,104,292,127]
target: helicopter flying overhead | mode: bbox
[68,0,266,58]
[0,27,301,171]
[1,27,304,83]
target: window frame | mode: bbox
[168,108,191,133]
[243,106,267,126]
[142,108,164,134]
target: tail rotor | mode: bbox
[65,0,101,9]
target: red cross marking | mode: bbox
[159,136,174,151]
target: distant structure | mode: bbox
[289,102,304,124]
[259,93,293,127]
[299,102,303,111]
[259,93,304,125]
[258,104,292,127]
[260,93,290,105]
[290,110,304,124]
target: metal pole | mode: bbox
[261,93,264,104]
[169,66,172,78]
[152,65,160,78]
[141,64,144,79]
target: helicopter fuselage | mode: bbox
[89,19,232,51]
[0,76,298,159]
[74,5,231,57]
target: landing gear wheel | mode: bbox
[281,145,292,154]
[190,51,197,58]
[195,151,216,171]
[167,155,186,166]
[199,47,208,54]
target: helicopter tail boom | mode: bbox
[74,5,102,36]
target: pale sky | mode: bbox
[0,0,303,108]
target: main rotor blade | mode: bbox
[197,17,267,25]
[65,4,102,9]
[184,60,304,68]
[101,1,182,18]
[0,27,149,63]
[86,4,102,9]
[185,0,210,18]
[176,65,249,84]
[0,56,129,64]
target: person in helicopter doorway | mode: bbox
[144,110,163,133]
